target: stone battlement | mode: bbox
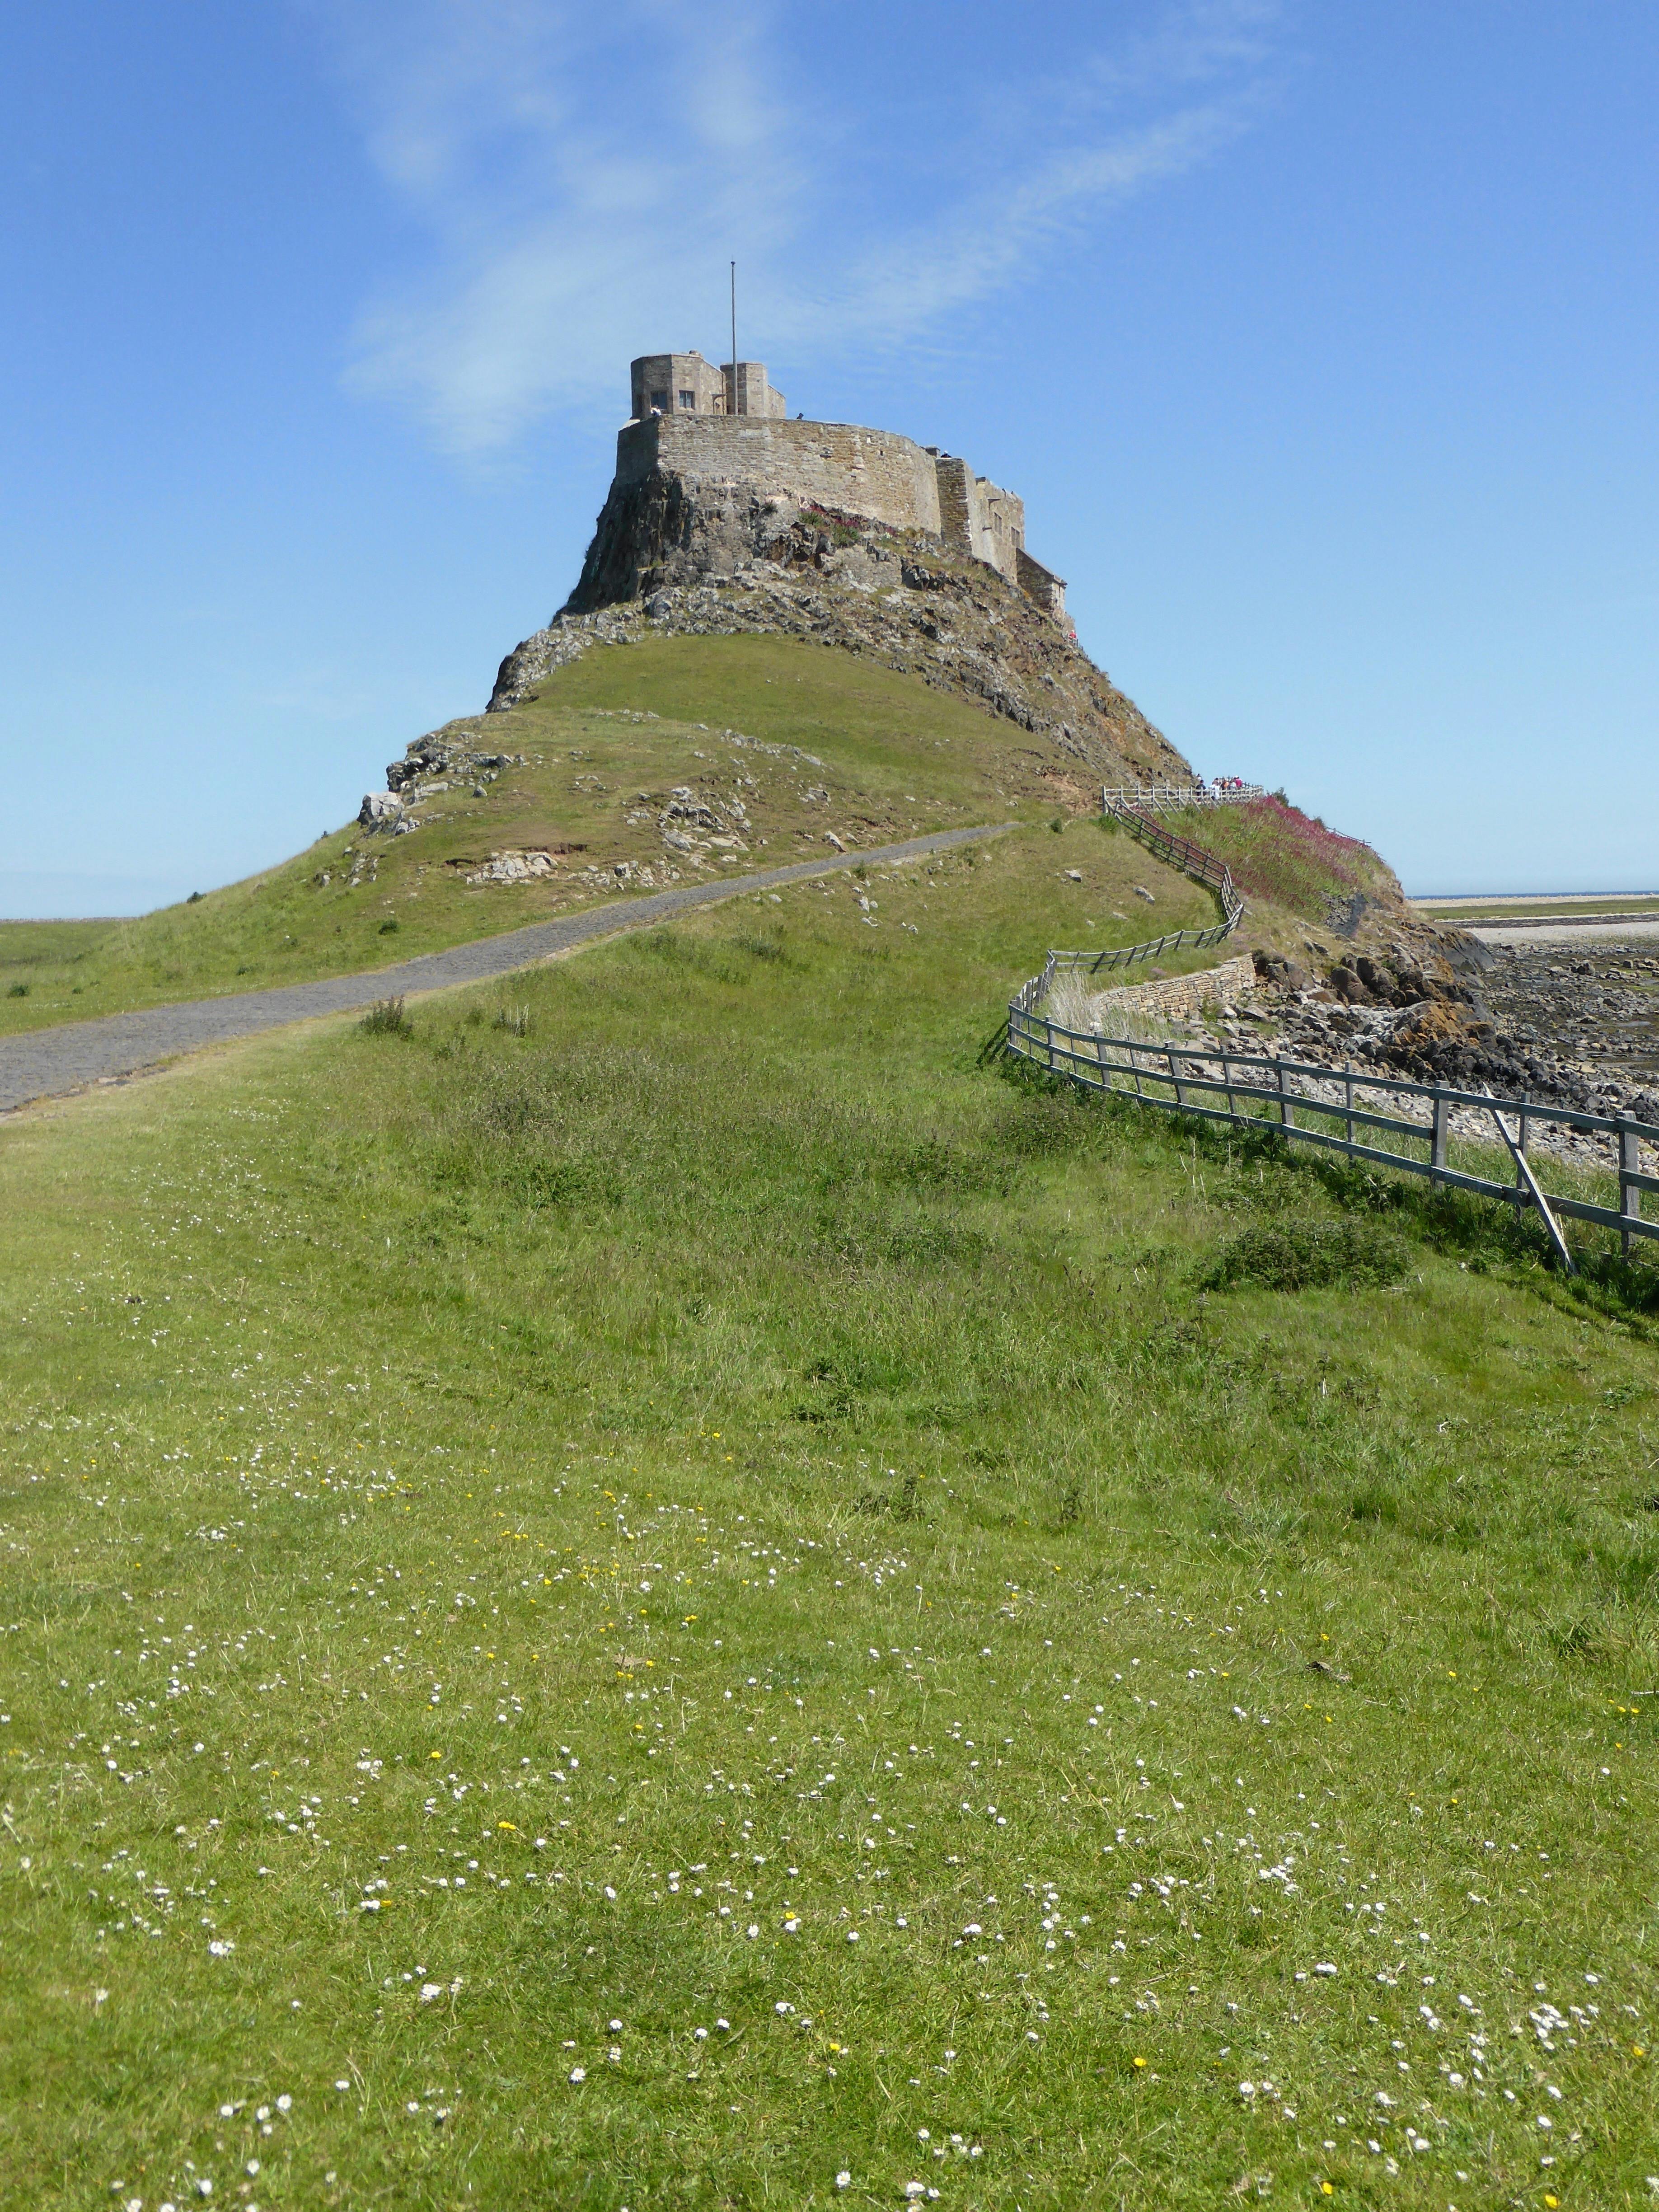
[630,352,788,422]
[618,356,1065,618]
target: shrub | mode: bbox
[799,502,870,547]
[378,917,400,935]
[6,982,27,998]
[359,997,413,1037]
[1200,1217,1411,1293]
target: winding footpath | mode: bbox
[0,824,1012,1115]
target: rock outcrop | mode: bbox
[358,731,526,839]
[1228,963,1659,1125]
[487,491,1188,787]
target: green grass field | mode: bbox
[0,636,1172,1037]
[1,815,1655,2210]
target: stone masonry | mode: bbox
[630,351,788,422]
[1080,952,1257,1028]
[615,411,942,540]
[600,356,1067,621]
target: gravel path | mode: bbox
[0,824,1012,1114]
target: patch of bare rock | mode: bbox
[356,732,527,838]
[486,505,1186,787]
[1220,948,1659,1125]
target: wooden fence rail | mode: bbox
[1007,793,1653,1267]
[1008,798,1246,1006]
[1102,783,1266,811]
[1003,1005,1659,1269]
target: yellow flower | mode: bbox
[1133,2056,1147,2069]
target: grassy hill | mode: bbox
[0,792,1655,2205]
[0,636,1208,1037]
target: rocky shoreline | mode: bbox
[1075,945,1659,1178]
[1478,940,1659,1079]
[1236,950,1659,1123]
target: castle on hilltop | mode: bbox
[491,353,1186,782]
[614,351,1067,620]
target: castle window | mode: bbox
[678,389,696,410]
[650,390,668,412]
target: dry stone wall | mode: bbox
[1083,952,1257,1028]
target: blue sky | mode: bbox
[2,1,1655,914]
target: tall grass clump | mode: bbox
[1043,970,1183,1047]
[358,995,412,1036]
[1200,1214,1413,1291]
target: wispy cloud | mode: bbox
[313,0,1285,453]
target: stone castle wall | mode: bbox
[591,380,1067,621]
[933,455,1025,585]
[614,413,945,538]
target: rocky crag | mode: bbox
[486,502,1187,789]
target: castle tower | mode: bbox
[722,360,788,419]
[630,352,726,420]
[629,352,787,421]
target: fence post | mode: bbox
[1515,1097,1530,1216]
[1343,1061,1354,1149]
[1168,1048,1186,1108]
[1277,1059,1293,1129]
[1431,1091,1449,1186]
[1620,1119,1641,1256]
[1223,1051,1235,1121]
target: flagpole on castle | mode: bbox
[730,261,739,415]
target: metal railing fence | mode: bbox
[1005,787,1652,1267]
